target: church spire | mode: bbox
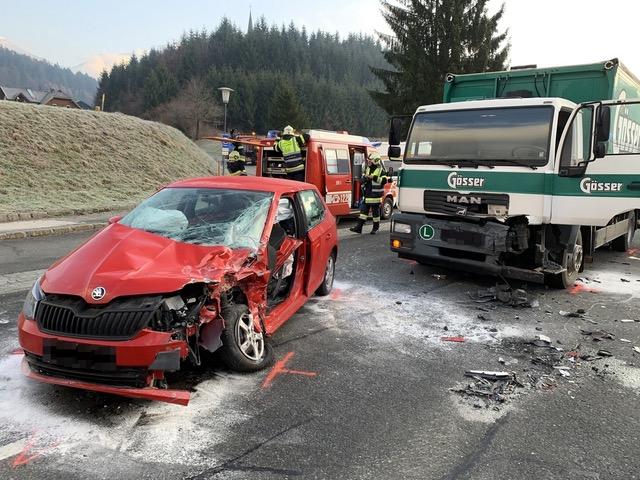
[248,6,253,32]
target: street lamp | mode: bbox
[218,87,234,133]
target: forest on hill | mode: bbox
[97,18,390,138]
[0,48,97,104]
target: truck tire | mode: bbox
[219,304,274,372]
[381,197,394,220]
[547,230,583,289]
[611,211,636,252]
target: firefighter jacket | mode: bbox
[274,135,306,173]
[228,154,247,176]
[363,163,387,204]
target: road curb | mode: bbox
[0,222,106,241]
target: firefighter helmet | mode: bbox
[283,125,294,135]
[368,150,382,163]
[229,150,241,160]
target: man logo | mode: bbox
[91,287,106,300]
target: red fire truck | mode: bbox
[207,129,398,220]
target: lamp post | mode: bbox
[218,87,234,175]
[218,87,234,133]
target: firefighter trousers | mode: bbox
[359,201,380,223]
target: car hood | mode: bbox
[41,223,254,304]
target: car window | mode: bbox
[299,190,325,229]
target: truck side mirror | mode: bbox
[388,115,412,146]
[388,146,401,158]
[593,142,607,159]
[595,106,611,143]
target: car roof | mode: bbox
[168,176,317,194]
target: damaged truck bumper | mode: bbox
[390,213,544,283]
[18,313,192,406]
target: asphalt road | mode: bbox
[0,225,639,479]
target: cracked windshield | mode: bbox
[120,187,272,249]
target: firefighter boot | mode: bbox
[350,219,365,234]
[370,222,380,235]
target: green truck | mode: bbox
[389,59,640,287]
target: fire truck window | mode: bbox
[336,149,350,174]
[325,149,338,174]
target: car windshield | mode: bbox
[119,187,273,249]
[405,106,554,167]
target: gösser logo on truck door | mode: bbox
[447,172,486,189]
[579,177,624,194]
[419,224,435,240]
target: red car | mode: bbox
[18,177,337,405]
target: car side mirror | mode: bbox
[388,146,401,158]
[108,215,122,224]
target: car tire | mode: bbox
[219,304,274,372]
[611,211,636,252]
[381,197,394,220]
[315,252,336,296]
[547,230,583,289]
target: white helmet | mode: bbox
[368,150,382,163]
[229,150,241,160]
[283,125,294,135]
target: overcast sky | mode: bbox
[1,0,638,75]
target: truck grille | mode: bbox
[35,295,162,340]
[424,190,509,216]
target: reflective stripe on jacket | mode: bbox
[227,155,246,176]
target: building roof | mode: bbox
[0,86,79,106]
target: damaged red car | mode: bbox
[18,177,337,405]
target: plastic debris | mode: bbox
[620,338,632,343]
[452,370,522,404]
[559,309,585,318]
[432,274,447,280]
[441,336,465,343]
[597,349,613,357]
[498,357,506,364]
[532,334,551,347]
[633,347,640,354]
[580,329,615,341]
[620,319,635,323]
[470,284,537,308]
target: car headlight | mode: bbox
[22,277,45,320]
[393,222,412,234]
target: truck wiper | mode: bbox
[493,159,538,170]
[456,159,495,169]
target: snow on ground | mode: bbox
[0,354,255,467]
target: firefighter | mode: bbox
[274,125,306,182]
[227,149,247,176]
[350,150,387,234]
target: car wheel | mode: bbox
[219,304,274,372]
[315,252,336,296]
[381,197,394,220]
[611,211,636,252]
[546,230,583,289]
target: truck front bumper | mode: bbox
[390,213,544,283]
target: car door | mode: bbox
[298,189,334,295]
[322,146,352,217]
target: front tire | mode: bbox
[547,230,583,289]
[612,211,636,252]
[381,197,394,220]
[219,304,274,372]
[315,252,336,296]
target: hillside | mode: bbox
[98,19,390,137]
[0,101,212,216]
[0,47,97,104]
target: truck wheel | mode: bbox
[315,252,336,296]
[219,304,274,372]
[547,230,583,289]
[381,197,394,220]
[611,212,636,252]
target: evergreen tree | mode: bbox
[268,82,308,130]
[371,0,509,114]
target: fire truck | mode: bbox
[207,129,399,220]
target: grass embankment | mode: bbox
[0,101,212,218]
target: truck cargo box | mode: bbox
[443,58,640,104]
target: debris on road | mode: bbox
[620,338,632,343]
[470,284,537,308]
[580,329,615,342]
[432,274,447,280]
[597,349,613,357]
[633,346,640,355]
[619,319,636,323]
[441,336,465,343]
[452,370,522,405]
[559,309,586,318]
[464,370,512,380]
[532,334,552,347]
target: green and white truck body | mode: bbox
[390,59,640,287]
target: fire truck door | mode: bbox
[323,147,352,216]
[351,149,365,208]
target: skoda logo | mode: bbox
[91,287,106,300]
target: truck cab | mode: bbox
[390,59,640,287]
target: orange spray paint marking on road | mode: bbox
[10,433,59,468]
[627,247,639,257]
[569,283,599,294]
[9,348,23,355]
[329,288,343,300]
[261,352,317,389]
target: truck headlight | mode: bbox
[23,277,45,320]
[393,222,412,234]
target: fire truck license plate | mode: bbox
[326,192,351,204]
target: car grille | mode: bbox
[25,350,149,388]
[424,190,509,216]
[35,295,163,340]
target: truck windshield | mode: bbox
[404,106,554,167]
[119,187,273,250]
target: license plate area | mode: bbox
[43,339,116,371]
